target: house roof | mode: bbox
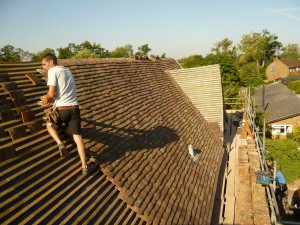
[169,64,224,134]
[0,58,224,224]
[280,58,300,68]
[254,82,300,123]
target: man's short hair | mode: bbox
[42,53,58,65]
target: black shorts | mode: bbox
[56,107,81,135]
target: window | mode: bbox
[271,124,292,135]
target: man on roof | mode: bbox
[40,53,88,175]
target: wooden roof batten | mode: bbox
[0,58,224,224]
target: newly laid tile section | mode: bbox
[61,58,223,224]
[0,58,224,225]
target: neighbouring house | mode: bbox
[0,58,225,224]
[169,64,224,139]
[254,82,300,138]
[266,58,300,81]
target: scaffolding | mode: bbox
[243,86,300,225]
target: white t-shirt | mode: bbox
[47,66,78,107]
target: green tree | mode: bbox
[238,62,264,86]
[177,54,204,68]
[266,138,300,183]
[202,53,241,86]
[31,48,55,61]
[78,41,109,57]
[238,29,282,75]
[292,126,300,142]
[288,80,300,94]
[136,44,151,56]
[0,44,22,62]
[211,38,237,59]
[19,50,34,62]
[57,43,76,59]
[57,41,109,59]
[280,43,300,59]
[72,49,98,59]
[110,44,133,58]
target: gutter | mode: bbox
[267,112,300,124]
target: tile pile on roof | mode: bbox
[169,64,224,137]
[0,58,224,224]
[254,82,300,123]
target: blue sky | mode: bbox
[0,0,300,59]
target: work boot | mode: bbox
[58,143,69,157]
[82,163,97,175]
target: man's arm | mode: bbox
[41,85,56,104]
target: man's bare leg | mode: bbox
[73,134,87,168]
[47,123,63,145]
[47,123,69,156]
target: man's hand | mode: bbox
[39,95,54,106]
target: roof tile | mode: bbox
[254,82,300,122]
[0,58,224,224]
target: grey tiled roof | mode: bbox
[0,58,224,224]
[254,82,300,123]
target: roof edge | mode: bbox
[267,112,300,124]
[0,58,177,67]
[58,57,177,66]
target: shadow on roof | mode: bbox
[81,120,179,164]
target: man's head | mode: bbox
[42,53,58,70]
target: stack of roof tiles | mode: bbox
[0,58,224,224]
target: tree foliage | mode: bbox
[292,126,300,142]
[136,44,152,56]
[287,80,300,94]
[211,38,237,59]
[238,62,264,86]
[238,29,282,75]
[31,48,55,61]
[57,41,109,59]
[72,49,99,59]
[0,44,21,62]
[110,44,133,58]
[266,138,300,183]
[280,43,300,59]
[177,54,203,68]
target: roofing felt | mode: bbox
[279,58,300,68]
[0,58,224,224]
[169,65,224,134]
[254,82,300,123]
